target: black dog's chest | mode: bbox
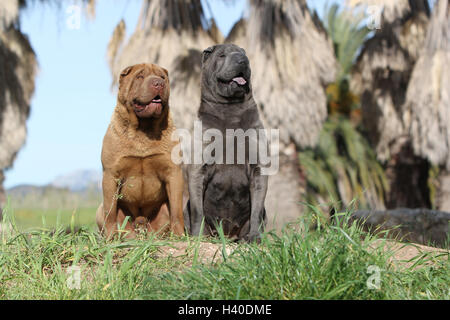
[203,164,251,234]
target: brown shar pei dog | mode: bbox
[96,63,184,239]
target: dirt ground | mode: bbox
[1,224,447,270]
[158,240,448,269]
[156,242,235,266]
[371,240,448,269]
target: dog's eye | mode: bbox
[219,54,226,58]
[136,75,144,80]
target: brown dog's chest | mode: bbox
[113,154,171,210]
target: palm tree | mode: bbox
[299,3,388,213]
[0,0,38,217]
[403,0,450,211]
[107,0,219,132]
[323,3,370,120]
[227,0,338,229]
[324,3,371,84]
[350,0,432,209]
[299,116,388,211]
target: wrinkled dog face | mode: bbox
[202,44,251,101]
[118,63,170,119]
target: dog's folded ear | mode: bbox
[202,46,216,64]
[119,65,135,88]
[120,65,134,79]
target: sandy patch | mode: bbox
[157,242,235,266]
[370,240,448,269]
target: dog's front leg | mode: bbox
[186,164,207,236]
[97,171,121,239]
[247,165,268,242]
[165,166,185,236]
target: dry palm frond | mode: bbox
[348,0,428,25]
[0,1,20,30]
[85,0,96,20]
[109,0,219,131]
[350,0,430,161]
[0,0,38,205]
[107,19,125,73]
[404,0,450,170]
[208,19,224,44]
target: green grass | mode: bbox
[5,189,100,230]
[0,207,448,300]
[11,207,97,230]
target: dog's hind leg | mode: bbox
[186,164,208,236]
[183,200,191,235]
[96,203,105,233]
[148,203,171,235]
[247,166,268,242]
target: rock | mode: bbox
[350,208,450,248]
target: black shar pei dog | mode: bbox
[184,44,269,242]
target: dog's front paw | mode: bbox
[244,232,262,243]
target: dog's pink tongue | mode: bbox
[233,77,247,86]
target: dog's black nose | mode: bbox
[237,55,249,65]
[232,52,249,65]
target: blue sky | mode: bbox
[5,0,331,188]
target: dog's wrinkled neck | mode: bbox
[199,93,258,128]
[201,93,252,106]
[116,101,169,139]
[137,114,169,135]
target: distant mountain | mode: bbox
[6,184,62,198]
[51,169,102,191]
[6,170,103,209]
